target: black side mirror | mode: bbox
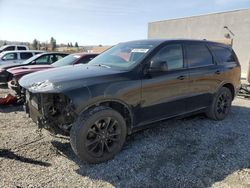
[149,60,168,72]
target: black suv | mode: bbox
[19,39,241,163]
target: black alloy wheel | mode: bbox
[85,117,122,158]
[70,106,127,163]
[206,87,232,120]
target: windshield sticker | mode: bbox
[131,49,149,53]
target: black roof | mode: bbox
[39,52,69,55]
[123,39,230,48]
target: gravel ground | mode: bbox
[0,86,250,188]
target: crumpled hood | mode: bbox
[19,64,125,93]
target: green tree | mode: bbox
[32,39,38,50]
[75,42,79,48]
[3,41,7,45]
[50,37,56,51]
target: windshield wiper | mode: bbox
[94,64,111,68]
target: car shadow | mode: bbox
[51,105,250,187]
[0,148,51,167]
[0,105,23,113]
[0,83,8,89]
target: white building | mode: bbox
[148,8,250,77]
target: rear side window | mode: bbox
[17,46,27,50]
[20,52,33,59]
[209,45,235,63]
[186,44,213,68]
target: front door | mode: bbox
[136,43,189,125]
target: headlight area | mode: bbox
[25,91,76,135]
[0,70,11,83]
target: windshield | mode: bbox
[88,42,155,70]
[21,53,42,64]
[0,46,7,50]
[0,53,5,58]
[52,54,80,67]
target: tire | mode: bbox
[206,87,232,120]
[70,106,127,163]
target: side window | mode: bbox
[17,46,27,50]
[56,54,64,60]
[20,52,33,60]
[79,55,96,64]
[209,45,235,63]
[35,55,49,64]
[2,53,17,61]
[4,46,15,51]
[186,44,213,68]
[151,44,184,71]
[49,55,60,64]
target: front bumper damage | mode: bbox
[24,90,76,135]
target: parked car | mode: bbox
[19,39,241,163]
[0,44,29,53]
[0,52,68,83]
[7,53,99,96]
[0,50,44,65]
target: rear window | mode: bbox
[17,46,27,50]
[20,52,33,59]
[186,44,213,68]
[209,45,235,63]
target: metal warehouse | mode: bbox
[148,8,250,77]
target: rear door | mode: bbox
[184,42,220,111]
[19,52,33,63]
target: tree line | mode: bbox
[32,37,79,50]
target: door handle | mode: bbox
[177,75,186,80]
[215,70,221,74]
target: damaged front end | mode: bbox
[24,90,76,135]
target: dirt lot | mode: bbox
[0,86,250,188]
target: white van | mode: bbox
[0,50,44,65]
[0,45,29,53]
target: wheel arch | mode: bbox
[222,83,235,99]
[80,98,134,135]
